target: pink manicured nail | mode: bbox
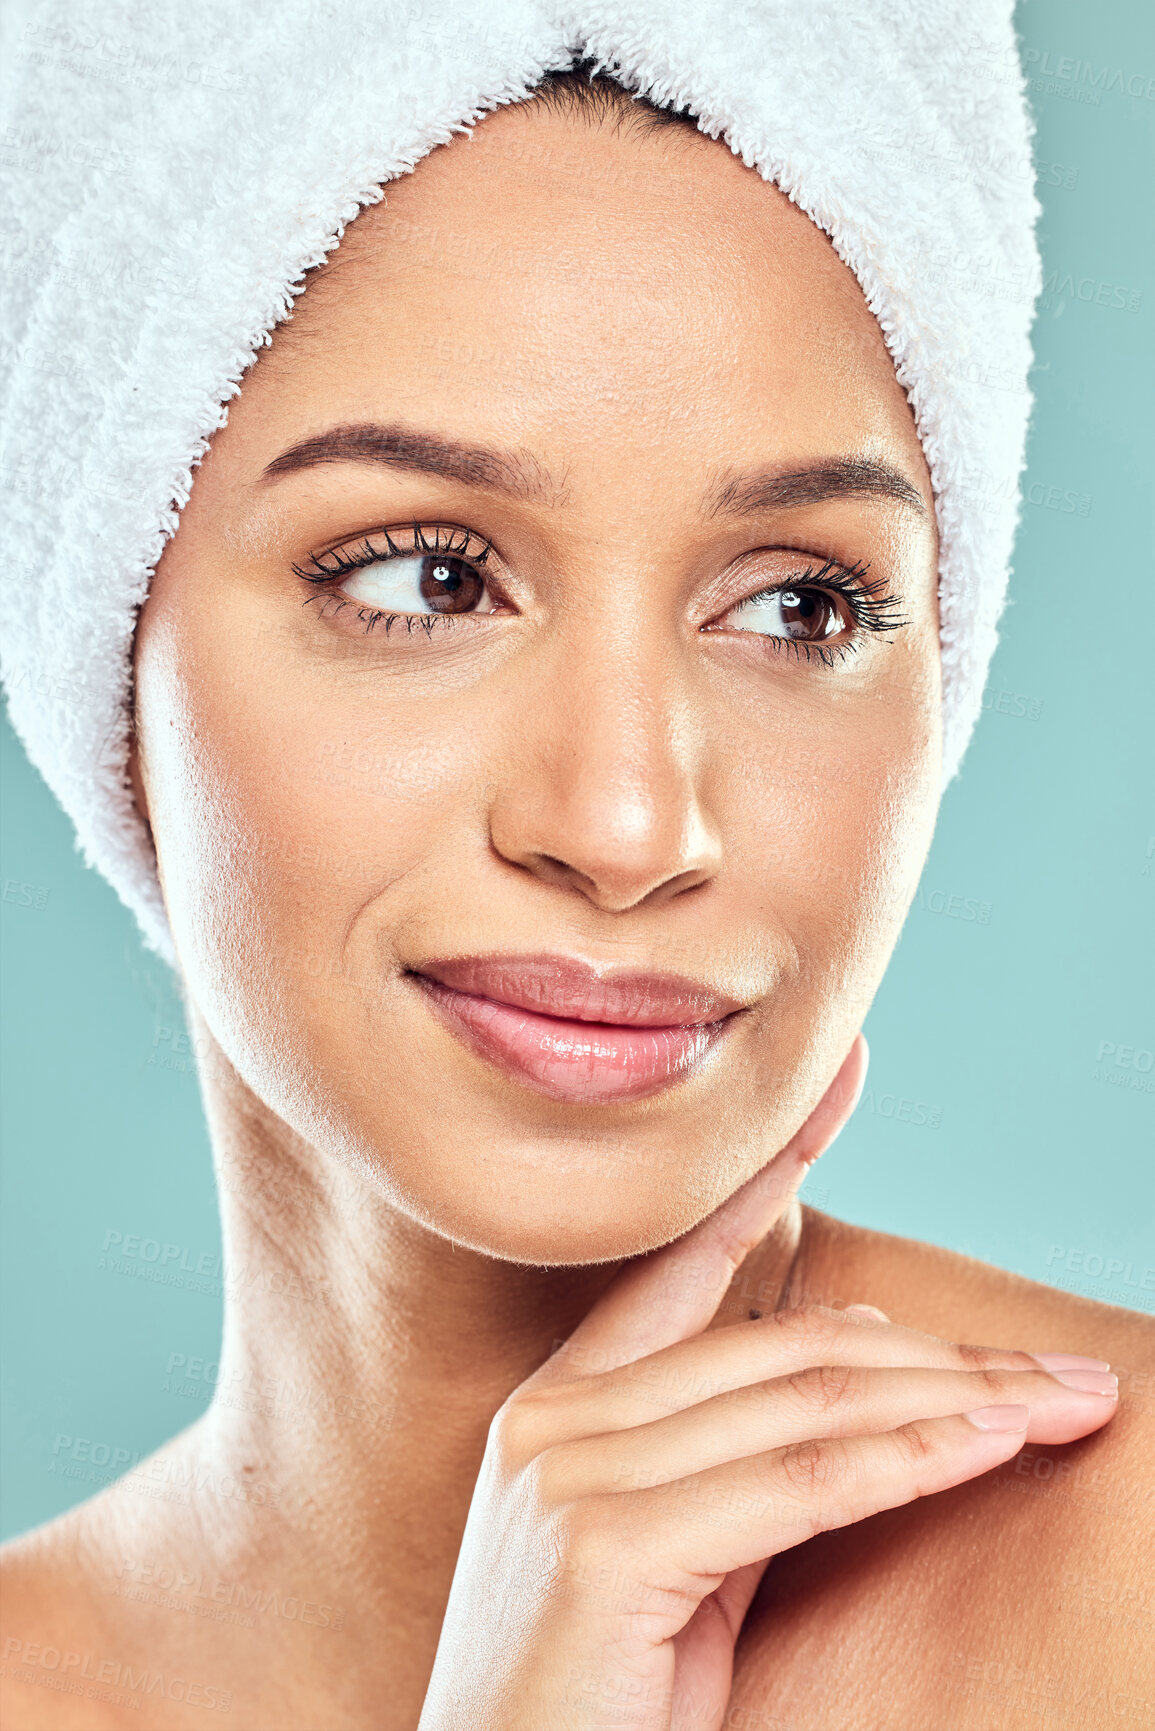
[1040,1368,1118,1396]
[1031,1352,1110,1373]
[844,1304,890,1322]
[963,1404,1029,1432]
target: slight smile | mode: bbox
[409,954,747,1105]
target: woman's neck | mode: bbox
[200,1036,619,1506]
[110,1010,801,1722]
[161,1024,624,1715]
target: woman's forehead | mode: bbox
[252,103,923,484]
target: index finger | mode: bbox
[534,1035,868,1384]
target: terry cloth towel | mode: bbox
[0,0,1041,967]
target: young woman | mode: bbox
[2,45,1151,1731]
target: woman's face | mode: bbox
[131,100,941,1264]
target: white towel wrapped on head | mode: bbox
[0,0,1041,966]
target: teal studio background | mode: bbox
[2,0,1153,1541]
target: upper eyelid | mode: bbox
[294,521,496,577]
[298,528,872,591]
[707,556,907,633]
[713,551,868,599]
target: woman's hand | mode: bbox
[418,1041,1119,1731]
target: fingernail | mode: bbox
[849,1036,869,1113]
[1040,1368,1118,1397]
[1030,1352,1111,1374]
[844,1304,890,1322]
[964,1404,1029,1432]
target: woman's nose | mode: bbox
[486,644,723,914]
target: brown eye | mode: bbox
[723,586,843,640]
[418,556,486,614]
[333,550,498,617]
[775,588,840,640]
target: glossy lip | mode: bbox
[410,954,747,1105]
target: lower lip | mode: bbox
[415,979,733,1105]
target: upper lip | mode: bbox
[412,954,748,1027]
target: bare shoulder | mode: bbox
[1,1500,157,1730]
[783,1205,1155,1371]
[2,1513,112,1729]
[728,1208,1155,1731]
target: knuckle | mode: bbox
[771,1304,843,1357]
[777,1436,849,1498]
[954,1341,999,1372]
[524,1442,580,1508]
[547,1496,619,1574]
[891,1420,938,1469]
[970,1366,1012,1401]
[785,1361,856,1415]
[487,1389,550,1472]
[955,1341,1036,1374]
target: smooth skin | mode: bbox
[2,95,1151,1731]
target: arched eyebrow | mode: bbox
[702,457,927,519]
[258,422,928,518]
[258,423,552,501]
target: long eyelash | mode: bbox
[291,521,493,587]
[756,559,908,633]
[291,522,495,636]
[737,558,908,668]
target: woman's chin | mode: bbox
[385,1158,756,1269]
[434,1220,689,1269]
[312,1074,799,1269]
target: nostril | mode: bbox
[522,853,596,894]
[520,853,715,913]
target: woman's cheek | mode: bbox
[138,628,407,1068]
[740,695,936,987]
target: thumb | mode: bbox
[767,1031,869,1193]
